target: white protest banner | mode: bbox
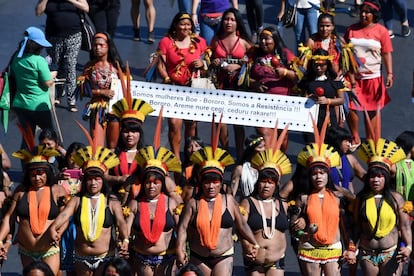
[110,80,319,133]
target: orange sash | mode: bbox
[196,195,223,250]
[140,194,166,244]
[28,186,51,235]
[307,190,339,245]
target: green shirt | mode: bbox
[11,54,51,111]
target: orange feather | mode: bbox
[75,120,95,156]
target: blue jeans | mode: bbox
[199,16,221,45]
[294,7,318,51]
[381,0,408,31]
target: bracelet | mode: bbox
[96,89,101,95]
[5,240,12,244]
[406,245,412,252]
[163,76,171,83]
[253,244,260,249]
[348,241,357,252]
[282,68,288,77]
[327,99,331,105]
[123,238,130,244]
[388,72,393,75]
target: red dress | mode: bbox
[158,35,207,86]
[345,23,392,110]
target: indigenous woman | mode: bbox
[297,49,345,131]
[344,0,393,147]
[229,134,265,198]
[210,8,253,160]
[126,110,182,275]
[247,27,297,148]
[306,13,343,74]
[109,69,154,205]
[294,115,343,276]
[48,124,129,276]
[157,12,207,164]
[176,117,260,275]
[0,128,66,275]
[77,32,123,149]
[343,114,411,276]
[240,126,292,275]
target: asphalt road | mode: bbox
[0,0,414,274]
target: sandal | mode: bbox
[54,99,61,105]
[69,105,78,112]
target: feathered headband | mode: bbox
[134,107,181,175]
[112,62,154,124]
[72,120,119,173]
[250,121,292,177]
[190,114,235,176]
[357,108,405,171]
[12,124,60,166]
[297,111,340,169]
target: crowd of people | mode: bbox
[1,0,414,275]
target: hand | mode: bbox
[316,96,329,105]
[191,14,198,27]
[213,58,221,67]
[176,249,188,268]
[118,240,130,259]
[386,74,393,88]
[397,246,411,263]
[343,250,357,264]
[106,89,115,99]
[192,59,204,69]
[292,217,306,232]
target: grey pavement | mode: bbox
[0,0,414,274]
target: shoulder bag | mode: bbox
[79,11,96,51]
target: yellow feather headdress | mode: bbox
[250,121,292,177]
[190,113,235,176]
[134,107,181,175]
[297,110,340,169]
[12,124,60,166]
[72,120,119,173]
[357,108,405,171]
[112,62,154,124]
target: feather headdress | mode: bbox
[250,121,292,177]
[12,124,60,166]
[72,120,119,173]
[134,107,181,175]
[112,62,154,124]
[357,108,405,171]
[190,114,235,176]
[297,111,340,169]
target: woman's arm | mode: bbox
[229,165,242,196]
[110,196,129,256]
[230,195,257,246]
[157,54,170,83]
[383,52,393,88]
[0,145,11,170]
[176,199,195,266]
[35,0,48,16]
[395,192,412,261]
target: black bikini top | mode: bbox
[192,194,234,229]
[247,197,289,233]
[16,188,60,220]
[133,196,175,233]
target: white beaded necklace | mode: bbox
[258,198,276,239]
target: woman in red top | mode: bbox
[157,12,207,167]
[210,8,253,161]
[248,27,297,149]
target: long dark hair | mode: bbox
[306,164,337,194]
[64,142,86,168]
[90,32,124,68]
[395,131,414,155]
[358,166,398,221]
[216,8,250,42]
[23,261,54,276]
[257,26,289,66]
[239,134,264,164]
[102,257,133,276]
[317,13,337,36]
[326,126,352,154]
[183,136,205,167]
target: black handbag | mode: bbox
[79,12,96,51]
[282,2,297,28]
